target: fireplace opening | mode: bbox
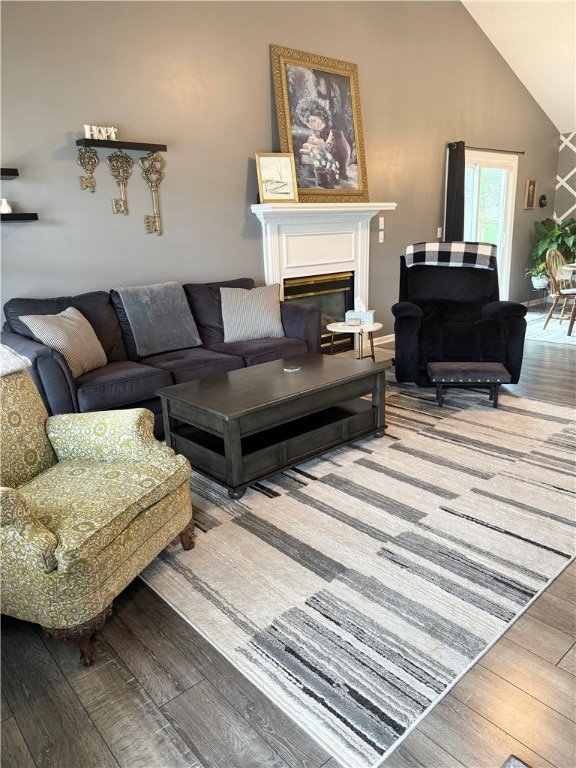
[283,272,355,353]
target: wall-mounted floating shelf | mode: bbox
[1,213,39,222]
[75,139,167,152]
[1,167,38,222]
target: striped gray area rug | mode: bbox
[141,387,575,768]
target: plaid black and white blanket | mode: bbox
[405,242,497,269]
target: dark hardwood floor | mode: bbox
[2,336,574,768]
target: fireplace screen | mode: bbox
[283,272,354,352]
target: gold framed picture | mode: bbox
[255,152,299,203]
[524,179,537,209]
[270,44,368,203]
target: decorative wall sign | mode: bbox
[270,44,368,203]
[75,129,167,233]
[84,124,118,140]
[77,146,99,192]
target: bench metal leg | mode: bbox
[491,384,500,408]
[435,383,444,406]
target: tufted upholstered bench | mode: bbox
[427,361,511,408]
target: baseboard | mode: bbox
[373,333,394,346]
[525,298,550,308]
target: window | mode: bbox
[463,151,518,298]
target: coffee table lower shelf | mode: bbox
[170,399,383,498]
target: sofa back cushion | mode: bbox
[3,291,127,362]
[399,257,499,305]
[110,282,202,361]
[183,278,255,346]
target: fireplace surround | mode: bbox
[251,203,397,342]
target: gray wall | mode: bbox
[1,1,559,335]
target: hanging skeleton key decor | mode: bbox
[107,149,133,214]
[140,152,165,235]
[77,147,99,192]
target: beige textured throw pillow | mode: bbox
[220,284,285,343]
[19,307,107,379]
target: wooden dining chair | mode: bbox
[543,248,576,329]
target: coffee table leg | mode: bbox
[222,418,245,495]
[372,369,386,435]
[160,398,174,449]
[358,330,363,360]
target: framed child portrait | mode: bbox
[270,44,368,203]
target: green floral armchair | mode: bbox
[0,345,194,664]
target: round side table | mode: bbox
[326,321,383,360]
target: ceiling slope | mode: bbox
[462,1,575,134]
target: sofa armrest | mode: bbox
[46,407,190,475]
[391,301,424,319]
[0,331,78,415]
[482,301,528,320]
[0,487,58,573]
[280,301,322,353]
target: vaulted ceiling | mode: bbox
[462,1,575,134]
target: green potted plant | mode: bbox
[527,217,575,288]
[530,217,576,261]
[525,261,549,289]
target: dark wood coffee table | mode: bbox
[157,353,386,498]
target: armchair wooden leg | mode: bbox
[41,605,113,666]
[180,521,196,550]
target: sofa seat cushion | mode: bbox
[142,347,244,383]
[75,361,172,412]
[420,318,506,365]
[208,336,307,366]
[183,278,255,346]
[19,455,190,573]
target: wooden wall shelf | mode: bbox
[1,213,39,222]
[1,167,38,221]
[76,139,167,152]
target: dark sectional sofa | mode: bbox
[2,278,321,435]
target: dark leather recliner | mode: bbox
[391,243,527,387]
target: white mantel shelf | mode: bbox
[251,202,397,222]
[251,201,397,309]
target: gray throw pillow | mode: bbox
[111,282,202,359]
[220,284,285,343]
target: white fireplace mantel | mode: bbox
[251,202,397,309]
